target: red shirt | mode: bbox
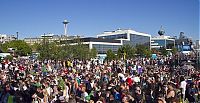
[19,66,25,71]
[126,77,133,86]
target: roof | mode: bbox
[61,37,121,44]
[97,29,151,37]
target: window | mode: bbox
[93,44,120,54]
[100,34,127,39]
[123,34,150,47]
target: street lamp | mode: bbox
[16,31,19,40]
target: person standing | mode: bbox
[180,76,187,102]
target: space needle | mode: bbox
[62,19,69,37]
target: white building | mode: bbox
[194,40,200,59]
[97,29,151,48]
[195,40,200,49]
[0,34,16,43]
[24,33,83,45]
[60,29,151,62]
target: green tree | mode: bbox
[1,40,32,56]
[34,36,96,60]
[31,43,40,52]
[90,48,97,58]
[106,49,116,61]
[37,44,48,60]
[5,55,13,61]
[144,49,152,58]
[117,44,135,59]
[37,41,66,60]
[135,44,151,58]
[72,44,89,60]
[171,47,178,55]
[160,47,168,56]
[136,44,146,57]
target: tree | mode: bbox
[37,41,68,60]
[35,41,90,60]
[136,44,146,57]
[171,47,178,55]
[1,40,32,56]
[144,49,152,58]
[31,43,40,52]
[117,44,135,59]
[135,44,151,58]
[5,55,13,61]
[106,49,116,61]
[65,37,91,60]
[36,42,50,60]
[71,44,90,60]
[90,48,97,58]
[33,36,95,60]
[136,44,145,56]
[160,47,168,56]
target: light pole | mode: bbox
[16,31,19,40]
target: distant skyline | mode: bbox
[0,0,199,40]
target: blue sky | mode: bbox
[0,0,199,40]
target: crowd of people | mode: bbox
[0,56,199,103]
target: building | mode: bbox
[59,37,122,62]
[63,37,122,54]
[24,33,62,45]
[25,29,151,53]
[59,29,151,61]
[96,29,151,59]
[24,37,42,45]
[97,29,151,48]
[194,40,200,62]
[151,35,175,50]
[0,34,16,43]
[24,29,152,61]
[175,32,193,54]
[175,32,192,46]
[24,33,82,45]
[195,40,200,49]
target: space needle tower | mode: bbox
[62,19,69,37]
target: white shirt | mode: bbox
[46,87,52,96]
[123,66,126,74]
[133,76,140,83]
[118,73,126,81]
[180,81,187,94]
[133,65,137,70]
[81,92,88,102]
[65,85,69,98]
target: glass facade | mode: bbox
[166,40,175,49]
[123,34,150,47]
[92,44,120,54]
[100,34,127,39]
[182,45,192,51]
[152,40,166,48]
[152,39,175,49]
[96,32,151,54]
